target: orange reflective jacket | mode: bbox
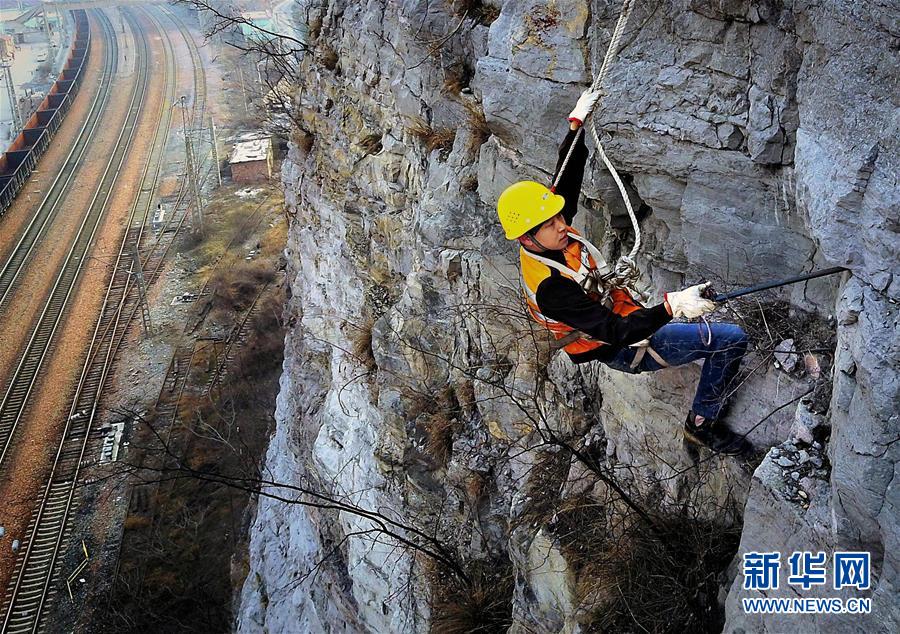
[520,228,643,355]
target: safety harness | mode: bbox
[520,230,668,368]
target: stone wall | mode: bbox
[236,1,898,631]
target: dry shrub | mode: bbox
[422,413,457,468]
[209,259,276,313]
[443,73,464,96]
[292,127,315,152]
[406,116,457,153]
[464,472,486,500]
[319,45,339,70]
[453,0,501,24]
[405,385,466,468]
[463,99,492,152]
[359,133,383,155]
[186,438,223,472]
[179,392,216,426]
[442,64,470,95]
[553,498,740,633]
[179,230,204,252]
[307,16,322,42]
[725,297,836,412]
[430,558,514,634]
[452,377,476,415]
[517,449,572,526]
[348,318,376,370]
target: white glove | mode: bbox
[665,282,717,319]
[567,88,602,125]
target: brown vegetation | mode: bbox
[102,177,286,632]
[462,98,492,153]
[453,0,501,25]
[358,132,383,155]
[406,116,457,154]
[551,494,740,633]
[319,45,339,71]
[429,558,514,633]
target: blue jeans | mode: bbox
[603,322,749,420]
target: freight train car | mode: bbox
[0,10,90,217]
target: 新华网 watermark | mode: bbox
[741,550,872,615]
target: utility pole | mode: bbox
[180,96,203,235]
[237,65,249,114]
[209,114,222,187]
[130,242,153,337]
[41,7,51,41]
[1,63,22,131]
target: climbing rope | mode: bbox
[551,0,642,286]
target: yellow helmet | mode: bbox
[496,181,565,239]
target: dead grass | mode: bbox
[292,127,315,153]
[348,318,377,370]
[107,284,285,632]
[552,496,740,633]
[206,259,276,318]
[122,515,151,531]
[429,558,514,634]
[307,16,322,42]
[406,116,457,154]
[182,185,280,269]
[408,385,462,468]
[319,46,339,71]
[463,99,492,153]
[516,450,572,527]
[442,64,470,96]
[422,414,457,468]
[358,133,383,155]
[453,0,501,24]
[464,472,486,500]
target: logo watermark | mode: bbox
[741,551,872,615]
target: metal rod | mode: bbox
[713,267,848,302]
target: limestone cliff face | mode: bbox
[236,1,898,632]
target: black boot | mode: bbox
[683,412,751,456]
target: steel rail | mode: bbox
[0,13,153,630]
[0,8,147,472]
[0,12,117,314]
[0,6,173,632]
[23,8,209,627]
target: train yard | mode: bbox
[0,4,286,631]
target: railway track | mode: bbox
[160,4,209,226]
[0,8,162,632]
[103,2,215,595]
[0,7,214,631]
[204,277,277,395]
[0,8,147,472]
[0,13,116,313]
[168,3,209,166]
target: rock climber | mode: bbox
[496,89,751,455]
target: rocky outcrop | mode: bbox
[237,1,899,632]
